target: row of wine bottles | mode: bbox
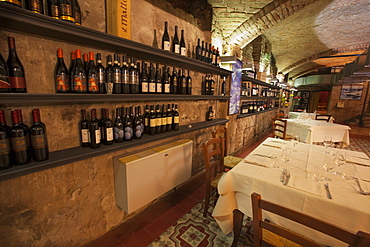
[80,104,180,149]
[55,48,195,94]
[0,109,49,170]
[1,0,82,25]
[0,37,27,93]
[201,75,226,96]
[195,39,220,66]
[240,100,275,114]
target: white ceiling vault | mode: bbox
[208,0,370,79]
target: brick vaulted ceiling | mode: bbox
[208,0,370,79]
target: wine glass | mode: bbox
[281,147,291,167]
[323,136,332,153]
[290,135,299,148]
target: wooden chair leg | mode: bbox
[231,209,244,247]
[203,186,210,217]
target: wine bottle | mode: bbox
[101,109,113,145]
[7,37,27,93]
[209,76,215,95]
[105,55,113,93]
[140,62,149,94]
[186,70,192,95]
[129,106,134,123]
[137,106,144,137]
[112,54,122,94]
[149,105,156,135]
[208,43,212,64]
[133,107,142,139]
[172,26,180,54]
[144,105,150,134]
[202,75,208,95]
[1,0,22,7]
[121,55,130,94]
[155,64,162,93]
[155,105,161,134]
[201,41,205,62]
[47,0,59,19]
[26,0,44,14]
[221,77,226,96]
[0,52,11,93]
[113,107,124,143]
[30,109,49,162]
[69,50,76,75]
[10,110,31,165]
[162,21,171,51]
[129,58,139,94]
[83,53,89,74]
[180,29,186,56]
[195,39,201,61]
[86,52,99,93]
[0,110,13,169]
[59,0,75,23]
[80,109,89,147]
[99,108,106,143]
[16,110,29,138]
[206,106,213,121]
[172,104,179,131]
[211,46,216,65]
[55,48,70,93]
[170,67,177,94]
[89,109,100,149]
[73,0,82,25]
[161,104,167,133]
[71,49,87,93]
[180,69,187,94]
[148,63,156,94]
[123,107,133,141]
[166,104,172,132]
[216,47,220,66]
[162,66,170,94]
[95,53,105,94]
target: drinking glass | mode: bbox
[281,147,291,167]
[290,135,299,147]
[323,136,332,153]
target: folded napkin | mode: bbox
[287,176,323,196]
[347,155,370,167]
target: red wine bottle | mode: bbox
[170,67,177,94]
[166,104,172,132]
[47,0,59,19]
[140,62,149,94]
[180,29,186,56]
[133,107,142,139]
[137,106,144,137]
[71,49,87,93]
[89,109,100,149]
[195,39,201,61]
[26,0,44,14]
[162,66,170,94]
[80,109,89,147]
[172,104,179,131]
[0,110,13,169]
[0,52,11,93]
[162,21,170,51]
[69,50,76,76]
[55,48,70,93]
[172,26,180,54]
[83,53,89,74]
[7,37,27,93]
[101,109,113,145]
[155,104,161,134]
[121,55,129,94]
[148,63,156,94]
[114,107,124,143]
[1,0,22,7]
[59,0,75,23]
[123,107,133,141]
[16,109,29,134]
[112,54,121,94]
[149,105,156,135]
[87,51,99,93]
[95,53,105,94]
[206,106,214,121]
[105,55,113,93]
[10,110,31,165]
[186,70,192,95]
[30,109,49,162]
[155,64,162,93]
[129,58,139,94]
[161,104,167,133]
[73,0,81,25]
[179,69,187,94]
[144,105,150,134]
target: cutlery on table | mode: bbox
[324,183,332,199]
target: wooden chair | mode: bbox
[315,114,332,122]
[251,192,370,247]
[202,137,226,217]
[276,113,285,119]
[212,128,243,169]
[271,118,293,140]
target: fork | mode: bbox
[343,175,370,195]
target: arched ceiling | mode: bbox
[209,0,370,79]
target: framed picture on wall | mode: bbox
[228,59,242,115]
[340,84,363,100]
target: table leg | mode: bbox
[231,209,244,247]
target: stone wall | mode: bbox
[0,0,274,245]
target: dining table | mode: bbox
[285,119,351,146]
[288,112,335,123]
[212,137,370,246]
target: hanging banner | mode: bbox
[106,0,131,40]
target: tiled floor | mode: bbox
[85,126,370,247]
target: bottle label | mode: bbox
[50,5,59,18]
[11,136,28,151]
[161,117,167,125]
[180,47,186,56]
[88,76,99,92]
[144,118,149,126]
[113,72,121,83]
[156,83,162,93]
[212,54,216,64]
[149,83,156,93]
[149,118,156,127]
[31,134,47,148]
[166,116,172,125]
[174,44,180,54]
[0,76,11,89]
[141,82,148,93]
[10,76,26,89]
[163,41,170,51]
[122,72,130,84]
[75,11,81,24]
[29,0,43,13]
[106,127,114,141]
[156,118,161,127]
[56,73,69,92]
[174,116,179,124]
[98,71,104,83]
[130,73,136,85]
[74,74,87,92]
[164,84,170,93]
[81,129,89,143]
[0,138,11,154]
[60,4,72,17]
[95,129,101,144]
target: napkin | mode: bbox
[347,155,370,167]
[287,176,323,196]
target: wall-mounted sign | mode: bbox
[340,84,363,100]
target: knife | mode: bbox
[324,183,332,199]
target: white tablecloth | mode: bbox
[286,119,351,146]
[289,112,334,123]
[212,138,370,246]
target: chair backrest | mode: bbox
[315,114,331,122]
[251,192,370,247]
[271,118,288,139]
[276,113,285,119]
[202,137,225,185]
[212,127,228,155]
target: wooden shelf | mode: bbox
[242,75,280,89]
[240,96,279,100]
[0,4,231,76]
[0,93,230,106]
[237,108,279,119]
[0,118,229,182]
